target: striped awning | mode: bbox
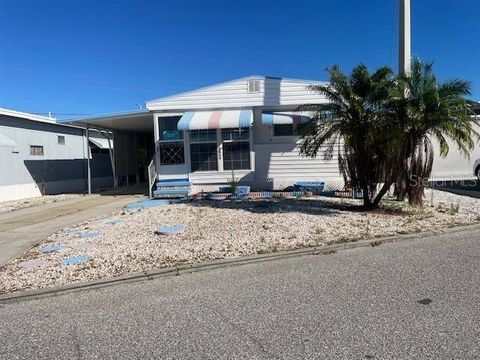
[177,110,253,130]
[262,111,312,125]
[0,132,16,148]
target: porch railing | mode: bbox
[147,154,158,198]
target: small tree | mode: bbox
[299,64,397,209]
[391,60,479,206]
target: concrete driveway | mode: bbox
[1,228,479,359]
[0,194,143,266]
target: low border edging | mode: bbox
[1,222,480,304]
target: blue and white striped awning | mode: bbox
[0,132,16,148]
[178,110,253,130]
[262,111,312,125]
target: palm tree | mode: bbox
[299,64,397,209]
[391,59,479,206]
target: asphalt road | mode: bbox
[1,229,479,359]
[0,194,143,266]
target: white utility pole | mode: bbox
[399,0,411,76]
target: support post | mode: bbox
[113,131,118,188]
[106,131,116,189]
[86,126,92,194]
[399,0,411,76]
[153,113,160,170]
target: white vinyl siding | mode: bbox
[147,77,328,111]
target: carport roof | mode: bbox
[60,110,153,132]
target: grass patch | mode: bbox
[436,203,460,215]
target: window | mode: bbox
[273,122,309,137]
[190,143,218,171]
[222,128,249,141]
[247,79,260,93]
[223,142,250,170]
[158,116,185,165]
[273,124,294,136]
[57,135,65,145]
[159,117,183,141]
[190,129,217,142]
[160,142,185,165]
[30,145,44,156]
[189,130,218,172]
[222,129,250,170]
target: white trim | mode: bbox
[0,107,55,123]
[216,128,224,172]
[63,110,148,124]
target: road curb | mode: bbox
[1,222,480,305]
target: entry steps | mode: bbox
[153,178,192,198]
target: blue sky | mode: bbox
[1,0,479,119]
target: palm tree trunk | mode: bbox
[372,181,394,208]
[361,184,372,208]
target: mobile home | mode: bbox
[66,76,480,197]
[0,108,113,202]
[68,76,345,196]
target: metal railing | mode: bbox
[147,154,158,198]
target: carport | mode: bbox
[65,111,155,195]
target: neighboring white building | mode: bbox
[0,108,113,202]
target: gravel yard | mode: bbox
[0,194,84,214]
[1,189,479,294]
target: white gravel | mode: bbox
[1,189,479,294]
[0,194,83,214]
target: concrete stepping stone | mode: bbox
[62,255,89,265]
[80,230,102,239]
[39,244,65,253]
[18,259,46,269]
[155,225,185,235]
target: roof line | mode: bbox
[0,107,56,123]
[145,75,262,105]
[145,75,328,106]
[59,109,149,124]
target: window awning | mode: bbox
[89,137,113,149]
[177,110,253,130]
[262,111,312,125]
[0,132,16,148]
